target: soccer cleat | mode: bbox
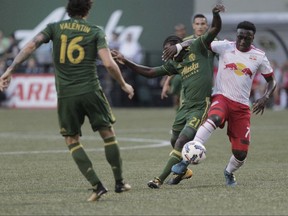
[224,169,237,186]
[167,168,193,185]
[87,183,108,202]
[115,181,131,193]
[171,160,189,174]
[147,177,162,189]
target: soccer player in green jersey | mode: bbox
[0,0,134,201]
[112,4,225,189]
[161,14,215,105]
[161,14,218,154]
[160,23,187,110]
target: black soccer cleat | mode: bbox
[115,181,131,193]
[87,182,108,202]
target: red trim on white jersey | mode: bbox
[262,72,274,78]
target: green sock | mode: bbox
[158,150,182,182]
[104,136,123,181]
[68,142,99,186]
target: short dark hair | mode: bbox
[237,21,256,34]
[66,0,93,18]
[163,35,183,47]
[193,14,207,22]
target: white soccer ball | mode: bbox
[182,141,206,164]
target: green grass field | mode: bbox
[0,108,287,215]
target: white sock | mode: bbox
[194,119,217,145]
[226,155,245,173]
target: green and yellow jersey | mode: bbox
[41,18,107,98]
[169,34,217,108]
[155,32,215,107]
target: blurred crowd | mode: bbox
[1,28,288,110]
[251,59,288,110]
[0,29,165,107]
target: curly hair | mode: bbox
[66,0,93,18]
[163,35,183,47]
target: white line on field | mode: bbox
[0,134,170,156]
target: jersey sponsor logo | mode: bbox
[181,62,199,78]
[249,55,257,61]
[224,63,253,78]
[188,53,196,61]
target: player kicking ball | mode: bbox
[165,21,277,186]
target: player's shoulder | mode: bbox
[212,39,234,47]
[52,18,71,25]
[218,39,234,44]
[164,59,178,70]
[210,39,235,54]
[249,45,266,55]
[183,34,197,41]
[85,22,106,35]
[46,18,72,29]
[85,20,104,30]
[156,61,175,75]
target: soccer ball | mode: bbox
[182,141,206,164]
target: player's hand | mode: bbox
[161,82,170,99]
[161,87,169,99]
[121,83,134,99]
[111,50,125,65]
[0,68,13,91]
[212,4,226,14]
[162,45,177,62]
[252,96,269,115]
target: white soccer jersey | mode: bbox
[211,40,273,105]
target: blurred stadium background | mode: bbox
[0,0,288,108]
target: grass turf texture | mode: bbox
[0,108,287,215]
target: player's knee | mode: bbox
[208,114,222,127]
[174,134,190,151]
[65,135,79,145]
[232,150,247,161]
[170,130,180,148]
[174,127,196,151]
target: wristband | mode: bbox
[174,43,183,57]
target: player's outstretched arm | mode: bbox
[99,48,134,99]
[111,50,158,78]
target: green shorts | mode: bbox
[58,90,115,136]
[172,98,210,134]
